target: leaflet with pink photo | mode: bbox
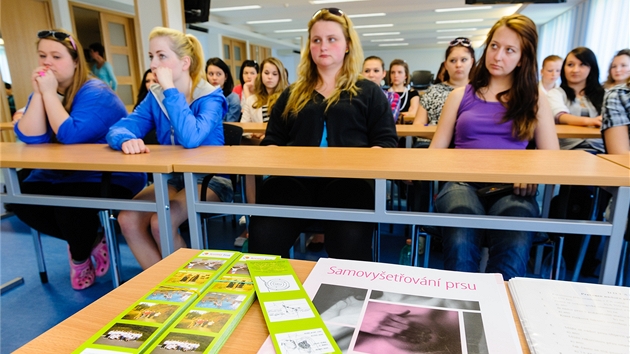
[258,258,521,354]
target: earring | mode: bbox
[345,49,349,53]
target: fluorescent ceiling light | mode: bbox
[437,35,472,39]
[246,19,292,24]
[213,5,261,12]
[436,19,483,24]
[370,38,404,42]
[348,13,385,18]
[354,24,393,29]
[310,0,368,4]
[437,28,477,32]
[378,43,408,47]
[435,6,492,12]
[363,32,400,36]
[274,28,308,33]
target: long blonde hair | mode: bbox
[149,27,205,89]
[253,57,289,113]
[282,9,364,118]
[37,29,89,112]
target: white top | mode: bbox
[241,95,264,123]
[546,87,603,151]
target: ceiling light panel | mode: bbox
[246,19,292,24]
[435,6,492,12]
[362,32,400,36]
[212,5,261,12]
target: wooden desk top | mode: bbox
[0,143,202,174]
[226,122,268,134]
[174,146,630,187]
[598,153,630,169]
[0,121,13,131]
[229,122,600,140]
[15,249,530,354]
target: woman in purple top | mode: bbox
[429,14,559,280]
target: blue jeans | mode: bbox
[435,182,539,280]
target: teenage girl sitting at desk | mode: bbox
[248,7,398,260]
[546,47,605,152]
[414,37,475,127]
[388,59,419,124]
[107,27,231,270]
[12,29,146,290]
[429,14,559,280]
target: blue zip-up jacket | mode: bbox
[15,79,146,194]
[107,80,227,149]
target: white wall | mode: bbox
[136,0,164,70]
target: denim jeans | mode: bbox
[435,182,539,280]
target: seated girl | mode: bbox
[206,57,241,122]
[12,29,145,290]
[248,8,397,260]
[546,47,605,152]
[429,14,559,280]
[107,27,231,270]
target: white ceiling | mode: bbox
[201,0,582,51]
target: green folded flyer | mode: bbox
[247,259,341,354]
[74,250,242,354]
[145,253,280,354]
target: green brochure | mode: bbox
[145,253,281,354]
[74,250,241,354]
[247,259,341,354]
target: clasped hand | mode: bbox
[32,67,58,95]
[513,183,537,197]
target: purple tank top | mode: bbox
[454,85,528,149]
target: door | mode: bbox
[222,37,247,84]
[100,12,140,112]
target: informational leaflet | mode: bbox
[509,278,630,354]
[259,258,521,354]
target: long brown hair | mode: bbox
[282,8,364,118]
[253,57,289,113]
[469,14,539,141]
[37,29,89,112]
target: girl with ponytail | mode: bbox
[107,27,232,269]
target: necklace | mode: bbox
[398,87,409,110]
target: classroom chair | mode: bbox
[410,70,433,91]
[31,208,123,287]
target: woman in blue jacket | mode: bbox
[107,27,231,270]
[12,29,146,290]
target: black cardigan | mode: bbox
[262,79,398,148]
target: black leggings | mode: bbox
[249,177,375,260]
[11,182,134,261]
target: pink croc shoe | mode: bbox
[91,234,110,277]
[68,247,96,290]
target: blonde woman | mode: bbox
[107,27,231,269]
[13,29,145,290]
[248,8,397,260]
[241,57,289,132]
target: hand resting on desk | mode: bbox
[121,138,151,154]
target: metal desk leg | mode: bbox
[99,210,121,288]
[31,228,48,283]
[153,173,174,258]
[599,186,630,285]
[184,172,203,250]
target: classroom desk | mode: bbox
[226,122,601,140]
[226,122,268,134]
[175,146,630,284]
[598,153,630,169]
[14,248,531,354]
[0,143,205,258]
[395,124,601,139]
[0,121,13,131]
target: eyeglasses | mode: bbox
[37,30,77,51]
[449,38,471,47]
[312,7,344,19]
